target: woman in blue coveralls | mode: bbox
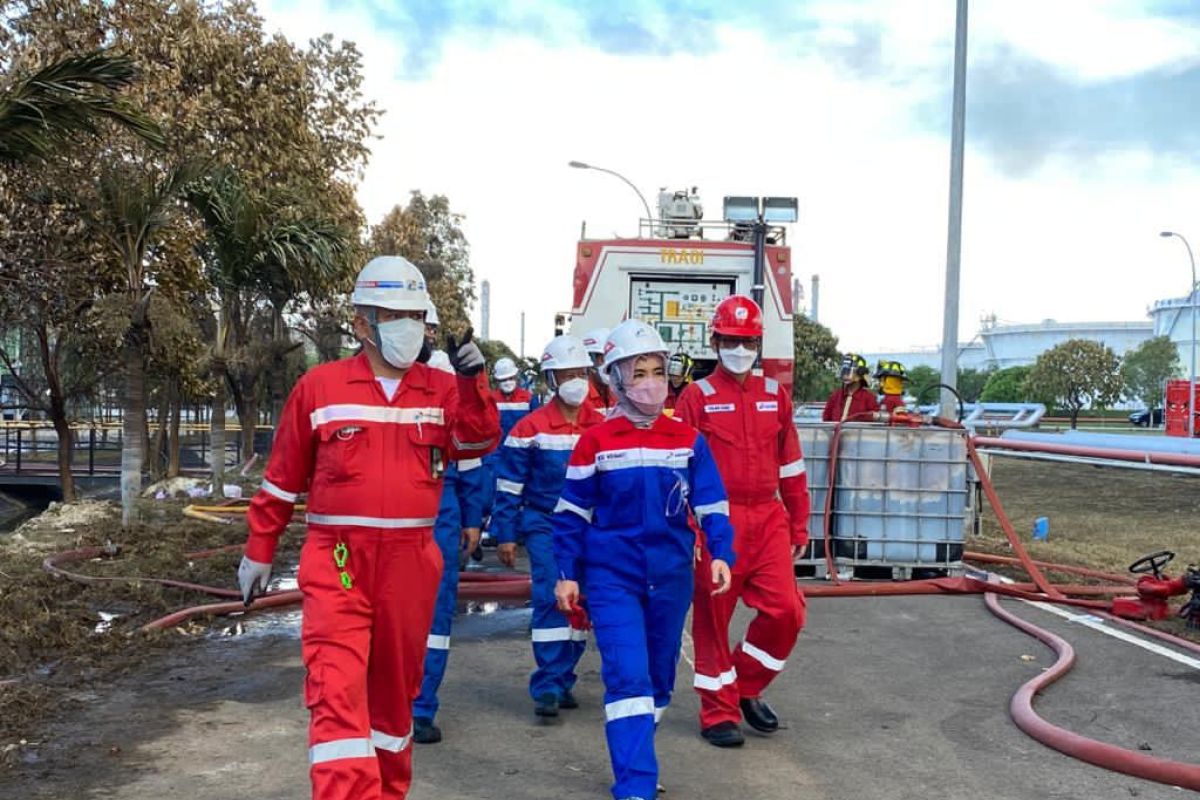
[552,319,735,800]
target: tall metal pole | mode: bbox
[519,311,526,360]
[939,0,969,416]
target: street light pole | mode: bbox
[568,161,654,227]
[939,0,969,417]
[1160,231,1196,437]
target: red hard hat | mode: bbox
[711,295,764,337]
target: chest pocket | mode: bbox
[315,424,371,485]
[407,422,449,488]
[595,466,642,528]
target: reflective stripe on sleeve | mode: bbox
[505,435,535,449]
[496,479,525,495]
[370,728,412,753]
[496,402,531,411]
[741,641,786,671]
[693,500,729,521]
[452,435,495,452]
[693,668,737,692]
[458,458,483,471]
[696,379,716,397]
[427,634,450,650]
[309,737,374,765]
[779,458,807,479]
[605,696,655,722]
[654,706,667,724]
[260,479,298,503]
[553,498,593,522]
[765,377,779,394]
[306,514,436,529]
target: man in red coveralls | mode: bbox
[822,353,880,422]
[674,295,810,748]
[236,255,499,800]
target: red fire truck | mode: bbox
[566,189,798,393]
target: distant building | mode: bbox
[1149,291,1200,373]
[862,317,1155,372]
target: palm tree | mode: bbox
[186,170,351,489]
[0,50,163,164]
[90,159,207,527]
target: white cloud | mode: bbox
[258,0,1200,358]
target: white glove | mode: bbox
[238,556,273,605]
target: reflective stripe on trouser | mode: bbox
[413,495,463,721]
[691,501,806,730]
[526,518,587,701]
[587,564,691,800]
[302,523,441,800]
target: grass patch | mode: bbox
[0,498,300,766]
[973,457,1200,641]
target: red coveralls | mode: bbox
[821,385,880,422]
[881,393,905,413]
[675,368,810,729]
[587,380,616,415]
[245,352,498,800]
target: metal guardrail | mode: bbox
[0,425,274,478]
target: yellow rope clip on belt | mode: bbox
[333,542,353,590]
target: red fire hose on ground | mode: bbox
[40,422,1200,791]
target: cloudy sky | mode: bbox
[258,0,1200,355]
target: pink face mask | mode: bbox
[625,376,668,414]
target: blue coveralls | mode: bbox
[413,457,486,722]
[492,400,605,702]
[553,414,735,800]
[480,389,539,525]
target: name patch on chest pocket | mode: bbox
[756,401,779,412]
[704,403,736,413]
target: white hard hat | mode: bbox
[581,328,610,355]
[602,319,668,374]
[493,357,519,380]
[427,350,453,373]
[540,335,592,372]
[350,256,428,312]
[425,298,440,327]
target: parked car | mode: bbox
[1129,408,1164,427]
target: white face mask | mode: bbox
[498,379,517,393]
[556,377,589,407]
[375,317,425,369]
[719,345,757,375]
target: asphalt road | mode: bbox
[5,588,1198,799]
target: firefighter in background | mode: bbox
[478,357,539,556]
[492,335,606,717]
[237,256,499,800]
[664,352,694,410]
[554,319,734,800]
[875,360,910,415]
[675,295,809,748]
[582,327,615,413]
[822,353,880,422]
[411,342,487,746]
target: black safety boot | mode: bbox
[700,721,745,748]
[559,689,579,710]
[412,716,442,744]
[739,697,779,733]
[534,693,559,717]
